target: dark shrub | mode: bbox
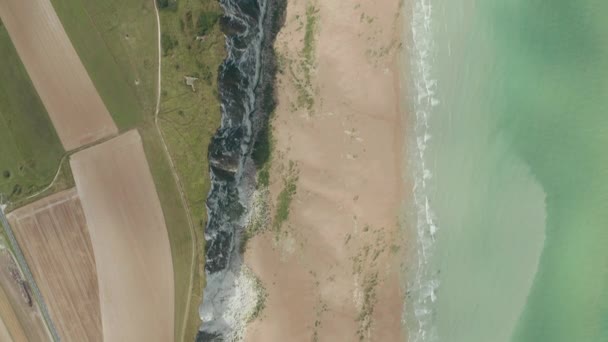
[197,12,221,36]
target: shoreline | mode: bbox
[244,0,408,340]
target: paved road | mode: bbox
[0,208,61,342]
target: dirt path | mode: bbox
[151,1,198,341]
[10,133,119,210]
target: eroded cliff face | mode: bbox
[198,0,285,339]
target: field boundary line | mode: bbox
[152,2,198,341]
[6,133,120,211]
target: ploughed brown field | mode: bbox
[70,130,174,342]
[0,249,51,342]
[7,188,102,341]
[0,0,117,150]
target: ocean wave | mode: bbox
[405,0,441,341]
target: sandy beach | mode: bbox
[244,0,407,340]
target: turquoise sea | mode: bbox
[405,1,608,341]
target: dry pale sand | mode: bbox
[70,130,174,342]
[245,0,406,341]
[0,250,51,342]
[7,188,102,342]
[0,0,117,150]
[0,310,13,342]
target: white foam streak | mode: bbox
[406,0,441,341]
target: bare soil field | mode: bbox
[0,249,51,342]
[245,0,406,340]
[70,130,174,342]
[0,0,117,150]
[7,188,102,341]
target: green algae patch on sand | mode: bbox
[0,24,66,204]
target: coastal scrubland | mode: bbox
[0,24,66,205]
[157,0,224,339]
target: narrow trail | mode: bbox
[152,2,198,341]
[23,156,67,202]
[14,132,119,208]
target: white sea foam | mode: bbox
[405,0,441,341]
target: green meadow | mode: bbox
[0,23,67,205]
[157,0,224,338]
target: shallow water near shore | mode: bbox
[404,1,608,341]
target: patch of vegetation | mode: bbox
[0,26,66,205]
[258,167,271,189]
[311,297,328,342]
[247,275,268,323]
[286,4,318,112]
[157,0,177,11]
[273,161,299,231]
[8,158,75,211]
[300,4,319,111]
[303,4,318,67]
[252,114,274,188]
[161,33,179,56]
[196,12,221,36]
[357,272,379,340]
[239,189,270,254]
[157,0,225,340]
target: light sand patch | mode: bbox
[0,0,117,150]
[7,188,102,342]
[70,130,174,342]
[245,0,406,340]
[0,250,51,342]
[0,310,13,342]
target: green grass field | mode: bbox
[49,0,224,340]
[50,0,158,129]
[157,1,224,339]
[0,24,67,205]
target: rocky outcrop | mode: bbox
[198,0,286,339]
